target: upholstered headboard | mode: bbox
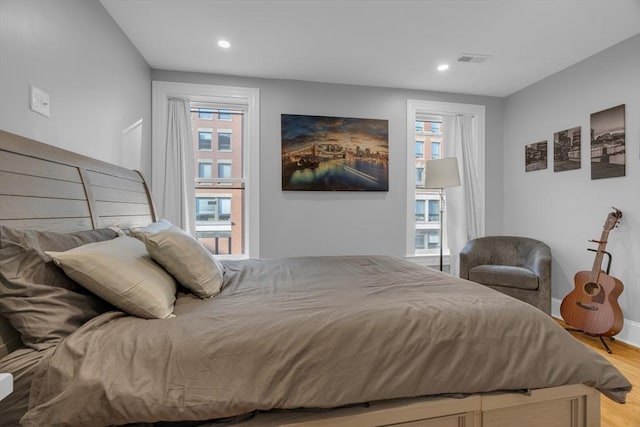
[0,129,157,357]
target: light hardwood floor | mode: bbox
[554,318,639,427]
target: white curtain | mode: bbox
[159,97,195,234]
[443,115,481,275]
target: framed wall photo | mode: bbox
[525,140,548,172]
[281,114,389,191]
[591,104,625,179]
[553,126,581,172]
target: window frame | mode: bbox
[218,109,233,121]
[152,81,260,259]
[406,99,485,264]
[217,129,232,151]
[198,108,214,120]
[198,129,213,151]
[217,160,232,179]
[197,160,213,178]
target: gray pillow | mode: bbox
[131,225,224,299]
[0,226,117,350]
[48,236,177,319]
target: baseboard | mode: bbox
[552,297,640,348]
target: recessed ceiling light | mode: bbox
[437,64,449,71]
[217,40,231,49]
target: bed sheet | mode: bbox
[22,256,631,426]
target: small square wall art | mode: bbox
[553,126,581,172]
[525,140,548,172]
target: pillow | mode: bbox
[129,219,173,234]
[47,236,177,319]
[131,226,224,299]
[0,225,117,350]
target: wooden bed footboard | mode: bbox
[238,384,600,427]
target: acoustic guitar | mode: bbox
[560,208,624,337]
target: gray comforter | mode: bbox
[21,256,631,426]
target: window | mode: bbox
[410,118,447,257]
[198,161,212,178]
[218,131,232,151]
[415,199,425,222]
[198,108,213,120]
[416,167,424,186]
[198,131,212,150]
[415,230,427,250]
[152,82,259,259]
[218,110,232,121]
[191,106,246,255]
[190,102,252,257]
[428,200,440,222]
[196,197,216,221]
[431,141,441,159]
[217,162,231,178]
[196,196,231,221]
[218,197,231,220]
[406,99,486,268]
[426,230,440,249]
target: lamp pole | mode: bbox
[424,157,460,273]
[439,187,445,271]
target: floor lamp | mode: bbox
[424,157,461,271]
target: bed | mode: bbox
[0,129,631,427]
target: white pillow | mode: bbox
[130,219,174,234]
[130,226,224,299]
[47,236,177,319]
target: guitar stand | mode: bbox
[565,328,614,354]
[587,248,612,275]
[564,248,615,354]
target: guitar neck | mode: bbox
[590,229,611,281]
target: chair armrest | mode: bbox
[525,245,552,284]
[459,240,492,279]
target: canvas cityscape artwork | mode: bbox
[281,114,389,191]
[590,104,625,180]
[553,126,581,172]
[525,140,548,172]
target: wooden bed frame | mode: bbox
[0,129,157,357]
[0,129,602,426]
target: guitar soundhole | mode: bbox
[584,282,600,296]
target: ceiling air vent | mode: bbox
[457,53,491,64]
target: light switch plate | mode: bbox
[30,85,50,117]
[0,373,12,402]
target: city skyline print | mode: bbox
[281,114,389,191]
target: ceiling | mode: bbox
[100,0,640,97]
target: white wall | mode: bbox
[503,34,640,341]
[152,71,505,259]
[0,0,151,176]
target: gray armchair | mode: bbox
[459,236,551,314]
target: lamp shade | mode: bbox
[424,157,461,189]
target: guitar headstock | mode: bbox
[603,207,622,231]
